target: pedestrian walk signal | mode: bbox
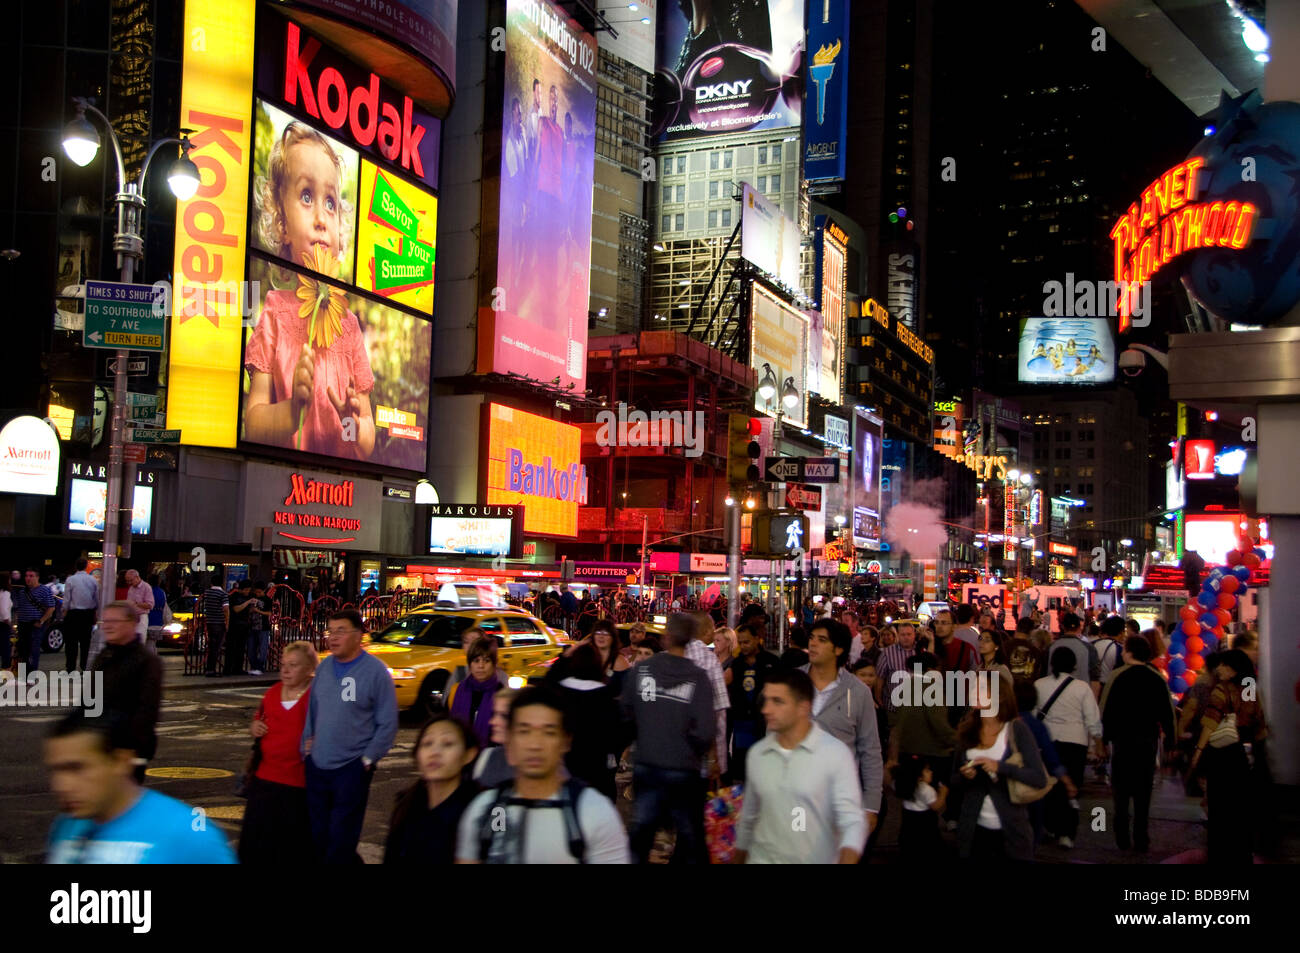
[728,414,762,484]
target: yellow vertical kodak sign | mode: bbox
[166,0,256,448]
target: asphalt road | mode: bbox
[3,659,1296,864]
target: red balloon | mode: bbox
[1220,576,1240,594]
[1181,619,1200,636]
[1187,653,1206,671]
[1217,592,1237,610]
[1214,608,1232,626]
[1151,657,1168,672]
[1212,627,1225,640]
[1226,549,1242,566]
[1180,605,1199,621]
[1237,536,1254,553]
[1243,552,1261,570]
[1186,635,1204,655]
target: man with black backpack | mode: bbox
[456,686,629,864]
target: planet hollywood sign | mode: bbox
[1109,157,1258,332]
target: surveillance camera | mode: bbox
[1118,347,1146,377]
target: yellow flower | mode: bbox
[295,245,346,350]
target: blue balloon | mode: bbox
[1232,565,1252,582]
[1170,676,1189,694]
[1202,632,1219,650]
[1168,657,1187,677]
[1202,576,1222,593]
[1208,567,1225,580]
[1170,637,1187,656]
[1197,590,1218,608]
[1199,612,1219,628]
[1254,548,1266,560]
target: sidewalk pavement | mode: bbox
[160,653,280,691]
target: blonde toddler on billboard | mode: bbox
[244,123,377,459]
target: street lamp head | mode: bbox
[167,140,201,200]
[1007,469,1020,482]
[1020,472,1033,486]
[62,112,100,167]
[834,514,846,526]
[1120,538,1133,547]
[757,363,777,401]
[781,376,799,409]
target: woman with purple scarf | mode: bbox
[448,637,503,748]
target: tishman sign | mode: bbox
[0,416,60,496]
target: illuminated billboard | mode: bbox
[241,256,431,470]
[852,409,883,549]
[479,0,597,392]
[483,404,587,538]
[429,504,521,557]
[742,184,802,290]
[1184,514,1246,566]
[751,283,808,429]
[356,160,437,312]
[653,0,803,141]
[1018,318,1115,384]
[814,218,847,402]
[804,0,849,182]
[167,0,257,449]
[68,479,153,535]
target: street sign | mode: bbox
[764,457,802,482]
[126,428,181,444]
[126,393,157,408]
[100,355,151,378]
[801,458,840,483]
[785,483,822,511]
[83,280,166,352]
[128,405,163,423]
[123,444,147,464]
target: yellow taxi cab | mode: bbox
[333,604,566,715]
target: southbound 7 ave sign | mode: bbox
[83,281,166,352]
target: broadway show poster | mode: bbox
[240,256,432,471]
[489,0,597,391]
[653,0,804,141]
[356,159,438,313]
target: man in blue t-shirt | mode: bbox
[302,609,398,863]
[45,710,236,864]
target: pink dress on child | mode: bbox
[245,288,375,459]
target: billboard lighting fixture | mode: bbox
[652,242,665,252]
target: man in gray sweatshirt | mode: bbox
[801,618,884,846]
[302,609,398,863]
[620,612,715,863]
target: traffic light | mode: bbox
[728,413,762,484]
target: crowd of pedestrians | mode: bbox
[30,576,1275,865]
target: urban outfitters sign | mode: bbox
[242,461,382,550]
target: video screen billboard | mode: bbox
[484,0,597,391]
[1018,318,1115,384]
[653,0,803,141]
[429,515,514,556]
[852,410,883,549]
[742,184,802,289]
[252,99,361,285]
[68,479,153,535]
[750,284,808,429]
[241,256,431,470]
[483,403,587,538]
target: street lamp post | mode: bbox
[62,98,199,617]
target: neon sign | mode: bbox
[1109,157,1258,331]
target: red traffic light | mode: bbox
[748,417,762,436]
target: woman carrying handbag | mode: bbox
[949,688,1049,863]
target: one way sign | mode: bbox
[764,457,803,482]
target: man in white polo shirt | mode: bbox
[733,668,864,864]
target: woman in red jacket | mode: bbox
[238,640,317,863]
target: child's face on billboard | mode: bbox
[280,140,342,268]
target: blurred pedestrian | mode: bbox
[240,640,316,863]
[384,714,480,864]
[448,636,505,749]
[733,669,865,864]
[0,574,11,673]
[226,579,255,675]
[471,688,517,789]
[245,580,272,675]
[62,558,98,672]
[14,568,55,673]
[1034,646,1102,849]
[45,710,236,863]
[302,609,399,863]
[1013,679,1068,848]
[727,622,780,783]
[123,569,153,644]
[894,753,947,865]
[202,574,230,677]
[458,687,630,863]
[89,601,162,783]
[554,641,622,799]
